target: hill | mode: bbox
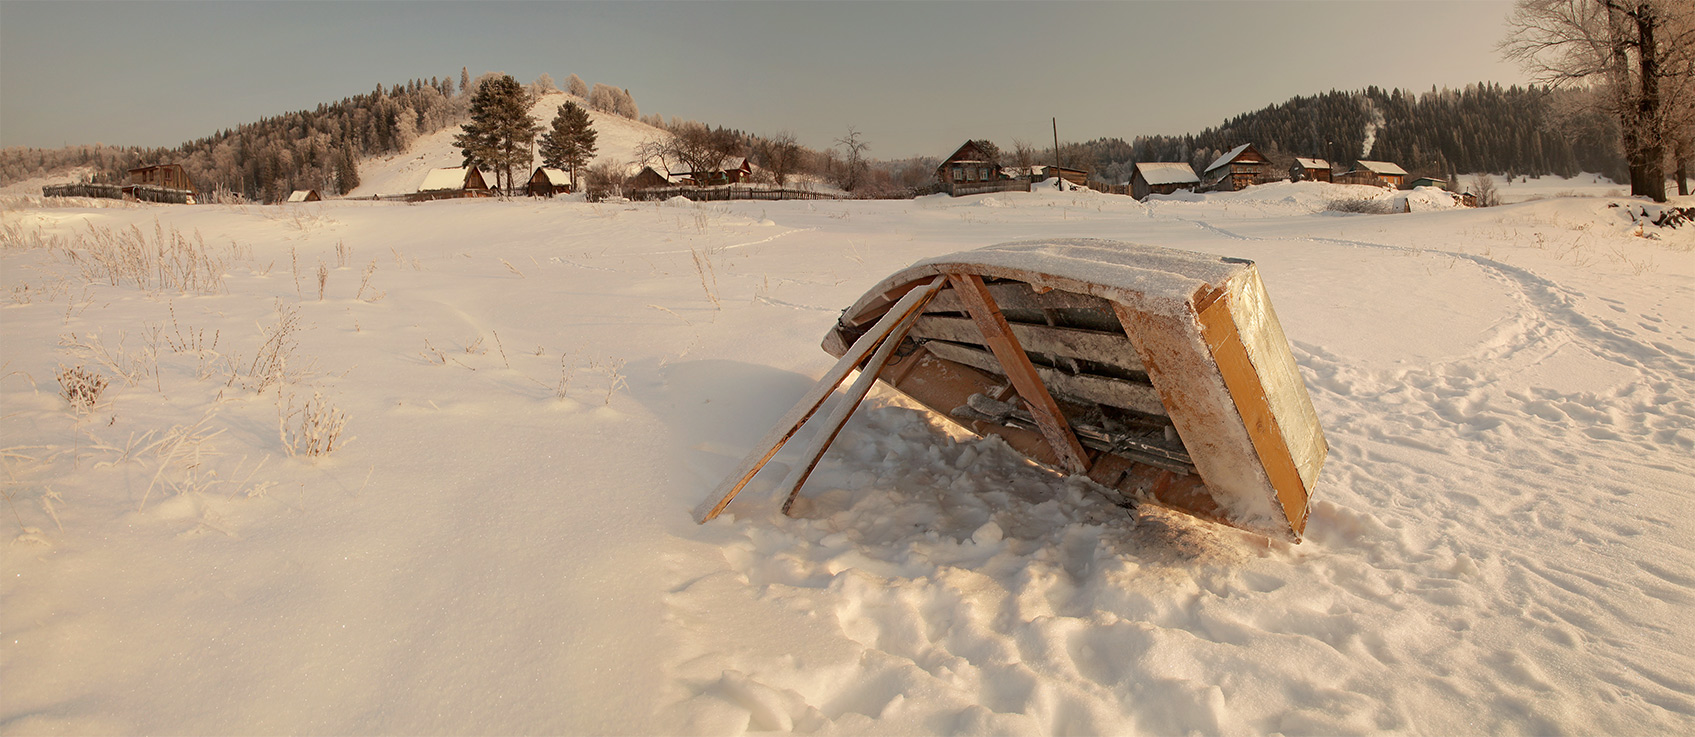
[349,91,667,198]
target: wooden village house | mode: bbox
[123,163,198,203]
[1130,162,1200,199]
[936,140,1026,196]
[410,167,493,201]
[286,189,322,203]
[1290,157,1331,183]
[938,141,1001,188]
[1201,144,1268,192]
[527,167,572,197]
[683,158,754,186]
[628,166,683,190]
[127,164,195,193]
[1335,160,1408,188]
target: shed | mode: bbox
[1290,157,1331,183]
[1409,176,1447,190]
[1202,144,1268,191]
[527,167,573,197]
[286,189,322,203]
[1040,165,1091,187]
[1130,162,1200,199]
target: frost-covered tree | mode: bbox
[454,74,541,192]
[460,67,470,95]
[567,74,588,98]
[614,88,639,119]
[532,73,557,97]
[759,131,803,185]
[833,126,870,192]
[635,122,740,180]
[588,83,619,113]
[1501,0,1695,201]
[539,101,598,185]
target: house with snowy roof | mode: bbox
[1130,162,1200,199]
[412,167,494,201]
[526,167,572,197]
[628,166,685,190]
[680,157,754,187]
[1201,143,1268,191]
[285,189,322,203]
[1335,160,1408,189]
[1290,157,1331,183]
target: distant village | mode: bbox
[43,140,1475,208]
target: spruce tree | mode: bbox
[453,74,540,192]
[539,101,598,186]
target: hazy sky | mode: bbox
[1,0,1530,159]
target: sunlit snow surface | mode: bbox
[2,180,1691,735]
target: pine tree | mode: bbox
[539,101,598,186]
[453,74,541,192]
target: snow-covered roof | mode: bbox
[285,190,316,202]
[536,168,571,186]
[1135,162,1200,185]
[419,167,475,192]
[1356,160,1408,176]
[1293,157,1330,170]
[1204,143,1254,174]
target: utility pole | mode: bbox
[1052,117,1061,188]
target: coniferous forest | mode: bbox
[1075,84,1625,187]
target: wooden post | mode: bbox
[778,286,938,514]
[694,277,946,523]
[947,273,1090,475]
[1052,117,1062,189]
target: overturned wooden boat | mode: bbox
[697,239,1326,542]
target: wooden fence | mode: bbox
[630,185,838,202]
[42,183,123,200]
[947,180,1032,197]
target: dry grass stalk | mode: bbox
[55,364,107,413]
[239,301,302,393]
[355,260,383,302]
[56,220,226,295]
[316,261,329,301]
[279,391,350,458]
[136,411,226,511]
[335,240,353,267]
[689,247,720,308]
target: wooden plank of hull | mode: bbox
[909,314,1144,371]
[947,273,1091,475]
[886,348,1093,479]
[927,281,1116,314]
[1197,292,1311,536]
[922,340,1168,418]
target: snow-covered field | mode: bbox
[2,182,1691,735]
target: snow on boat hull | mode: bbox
[822,239,1326,542]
